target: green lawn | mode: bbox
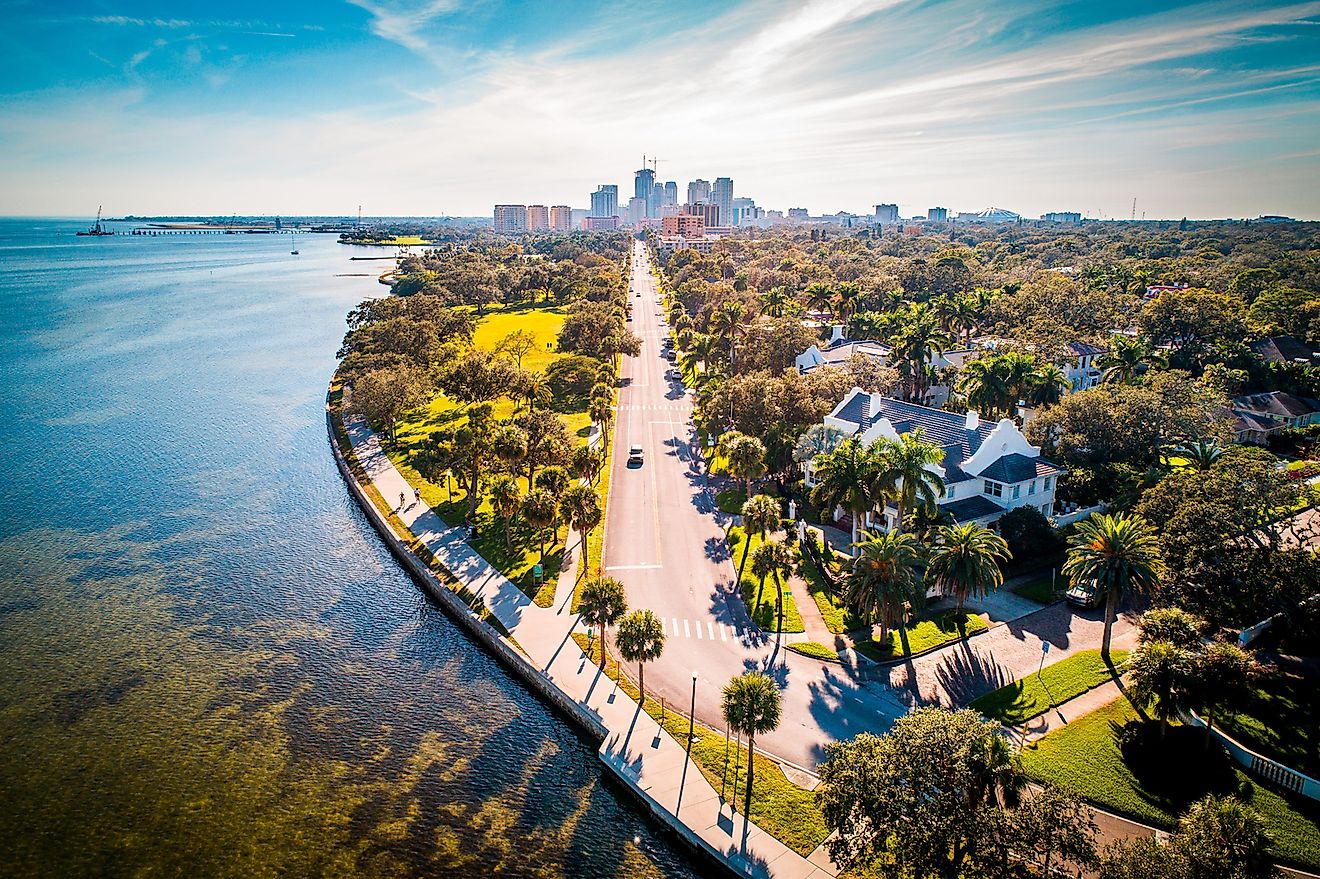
[786,641,841,661]
[727,525,805,633]
[853,611,987,661]
[969,649,1128,724]
[1218,672,1320,779]
[573,634,827,855]
[715,486,747,515]
[1012,574,1063,605]
[1021,697,1320,872]
[796,538,867,634]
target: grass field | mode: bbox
[727,525,805,633]
[969,649,1128,724]
[573,633,828,856]
[786,641,841,661]
[1021,696,1320,872]
[1218,672,1320,779]
[853,611,988,661]
[1012,574,1062,605]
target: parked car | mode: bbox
[1065,580,1103,609]
[628,444,644,465]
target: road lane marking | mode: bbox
[672,618,680,636]
[707,621,715,640]
[720,625,727,641]
[695,622,703,639]
[683,619,691,638]
[604,564,662,570]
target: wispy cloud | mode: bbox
[345,0,461,53]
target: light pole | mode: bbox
[688,671,698,744]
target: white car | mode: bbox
[628,444,644,465]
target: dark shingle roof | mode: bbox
[1067,341,1107,357]
[977,453,1043,484]
[1249,336,1320,366]
[940,495,1005,522]
[1231,391,1320,419]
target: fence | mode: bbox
[1180,709,1320,802]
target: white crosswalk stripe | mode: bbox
[657,619,754,642]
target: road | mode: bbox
[602,239,909,770]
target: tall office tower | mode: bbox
[590,185,618,218]
[712,178,734,230]
[648,182,665,218]
[689,201,720,227]
[549,205,573,231]
[663,181,678,206]
[493,204,528,233]
[927,207,948,222]
[634,167,656,204]
[874,203,899,223]
[626,196,647,225]
[687,179,711,205]
[526,205,550,231]
[731,197,757,225]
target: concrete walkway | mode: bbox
[344,415,836,879]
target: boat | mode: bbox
[290,234,299,255]
[76,206,114,237]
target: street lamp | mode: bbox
[688,671,698,744]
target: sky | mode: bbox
[2,0,1319,219]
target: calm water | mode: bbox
[0,219,702,878]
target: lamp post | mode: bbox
[688,671,698,744]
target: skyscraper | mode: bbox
[590,185,618,218]
[626,196,647,225]
[549,205,573,231]
[634,167,656,204]
[927,207,948,222]
[874,203,899,223]
[712,177,733,229]
[493,205,528,233]
[663,181,678,206]
[526,205,550,231]
[687,179,711,205]
[649,182,665,218]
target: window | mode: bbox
[1028,480,1037,496]
[983,480,1003,498]
[945,485,955,499]
[1044,476,1053,491]
[1012,484,1021,499]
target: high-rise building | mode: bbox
[493,204,528,233]
[634,168,656,204]
[927,207,948,222]
[626,196,647,225]
[874,204,899,223]
[732,197,760,226]
[662,214,704,237]
[589,185,618,219]
[649,182,665,218]
[549,205,573,231]
[663,181,678,206]
[687,201,720,227]
[1042,211,1082,223]
[687,179,711,205]
[787,207,809,220]
[526,205,550,231]
[712,178,733,229]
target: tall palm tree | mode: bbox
[708,301,747,368]
[958,357,1014,419]
[1191,642,1255,751]
[890,303,951,403]
[1028,362,1071,407]
[760,285,790,318]
[1099,336,1167,384]
[872,429,946,535]
[846,530,925,651]
[721,671,782,817]
[570,444,603,484]
[686,332,720,374]
[615,609,665,703]
[926,522,1009,614]
[809,438,879,546]
[752,540,795,633]
[1178,795,1276,879]
[560,484,602,572]
[1171,438,1223,471]
[739,494,782,587]
[724,435,767,502]
[522,487,557,564]
[489,474,523,553]
[578,576,628,668]
[803,281,835,319]
[523,372,552,411]
[1062,512,1166,661]
[1127,639,1190,739]
[835,281,864,329]
[534,466,570,540]
[588,397,614,445]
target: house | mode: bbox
[1065,341,1106,392]
[1249,336,1320,368]
[796,327,975,406]
[804,388,1062,540]
[1223,391,1320,444]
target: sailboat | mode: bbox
[290,234,299,255]
[76,206,114,236]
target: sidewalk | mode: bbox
[343,415,836,879]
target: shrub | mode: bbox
[545,354,605,404]
[998,506,1064,570]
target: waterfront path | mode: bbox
[343,415,836,878]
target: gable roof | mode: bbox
[1067,341,1107,357]
[1231,391,1320,419]
[1249,336,1320,366]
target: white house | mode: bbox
[805,388,1063,539]
[1065,341,1106,393]
[795,328,976,407]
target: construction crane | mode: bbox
[641,154,664,173]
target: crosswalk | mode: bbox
[619,403,689,412]
[660,616,767,644]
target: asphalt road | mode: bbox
[602,239,909,771]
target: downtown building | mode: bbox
[493,204,528,233]
[526,205,550,231]
[549,205,573,231]
[589,185,619,221]
[711,177,733,229]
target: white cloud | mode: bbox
[345,0,462,53]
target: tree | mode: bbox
[522,487,558,564]
[570,444,604,484]
[818,707,1022,878]
[738,494,782,587]
[998,787,1099,878]
[846,530,924,651]
[721,672,782,818]
[494,328,538,368]
[890,303,951,402]
[723,434,767,501]
[534,465,570,540]
[1139,288,1248,368]
[1138,607,1205,649]
[1028,362,1072,406]
[959,356,1015,419]
[437,349,519,404]
[1175,795,1278,879]
[1099,336,1167,384]
[615,609,665,703]
[1171,438,1223,471]
[810,438,879,546]
[1100,836,1190,879]
[1127,639,1191,737]
[996,506,1061,566]
[1062,513,1166,661]
[348,365,431,445]
[751,539,794,633]
[588,397,613,444]
[488,474,523,553]
[872,429,946,534]
[578,576,628,668]
[792,424,846,469]
[1189,642,1255,751]
[926,523,1009,614]
[560,484,602,572]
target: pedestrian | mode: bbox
[399,491,405,509]
[413,487,420,504]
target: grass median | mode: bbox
[853,611,987,661]
[969,649,1128,724]
[727,526,805,634]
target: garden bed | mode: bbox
[853,611,987,661]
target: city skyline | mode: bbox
[3,1,1320,218]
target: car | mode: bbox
[665,350,677,362]
[626,313,632,322]
[1065,580,1102,609]
[666,368,679,380]
[628,444,644,465]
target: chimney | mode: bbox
[830,324,845,344]
[965,410,979,430]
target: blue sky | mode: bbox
[2,0,1319,218]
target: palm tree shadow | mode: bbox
[931,642,1013,706]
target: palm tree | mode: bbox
[1128,639,1191,739]
[578,576,628,668]
[752,540,795,633]
[1171,438,1223,471]
[926,522,1009,614]
[792,424,846,470]
[1191,642,1255,751]
[1028,363,1071,407]
[522,487,557,564]
[560,484,602,573]
[846,530,925,652]
[872,429,946,535]
[809,438,879,546]
[534,466,570,540]
[959,357,1014,419]
[489,474,523,553]
[686,332,720,374]
[803,281,835,319]
[890,303,951,403]
[570,444,604,484]
[760,285,790,318]
[739,494,781,587]
[1063,512,1166,661]
[615,609,665,703]
[724,435,767,502]
[708,301,747,368]
[721,672,782,818]
[1177,795,1277,879]
[835,281,864,329]
[1099,336,1167,384]
[588,397,613,445]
